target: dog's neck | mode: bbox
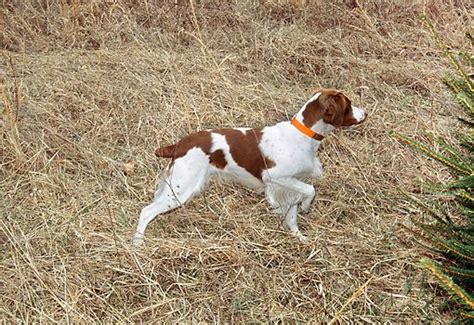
[292,93,335,142]
[307,119,335,137]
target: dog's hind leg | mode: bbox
[132,148,211,246]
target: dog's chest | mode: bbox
[259,122,317,175]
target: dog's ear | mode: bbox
[322,97,337,123]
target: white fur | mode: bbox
[312,120,335,136]
[132,148,210,245]
[133,93,366,245]
[236,127,251,134]
[352,106,366,123]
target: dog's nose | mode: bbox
[352,106,367,124]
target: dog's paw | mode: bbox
[272,206,285,215]
[301,202,311,214]
[311,170,323,180]
[131,233,144,247]
[293,230,308,242]
[301,199,314,214]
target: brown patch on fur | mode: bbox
[302,98,324,128]
[155,128,273,179]
[209,149,227,169]
[214,129,275,179]
[156,131,229,169]
[155,131,212,159]
[302,88,359,128]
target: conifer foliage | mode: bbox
[393,16,473,320]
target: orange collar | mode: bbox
[291,117,325,141]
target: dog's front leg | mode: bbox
[283,204,307,241]
[300,190,316,214]
[266,177,315,237]
[268,178,315,197]
[311,157,323,179]
[300,187,317,214]
[269,177,316,212]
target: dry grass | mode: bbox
[1,0,473,322]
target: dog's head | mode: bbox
[301,89,367,132]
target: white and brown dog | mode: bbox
[133,89,367,245]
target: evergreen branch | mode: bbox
[390,131,472,175]
[449,225,474,244]
[457,117,474,127]
[420,16,474,93]
[440,264,474,279]
[456,91,474,117]
[449,239,474,256]
[401,190,451,225]
[455,204,474,219]
[446,176,474,191]
[420,258,474,310]
[437,138,473,167]
[460,311,474,319]
[460,133,474,152]
[418,180,450,194]
[455,190,474,206]
[419,200,474,242]
[417,222,468,244]
[458,51,473,67]
[399,223,446,255]
[408,222,474,262]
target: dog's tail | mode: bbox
[155,144,180,158]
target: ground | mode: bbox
[1,1,472,323]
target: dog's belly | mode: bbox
[212,166,265,191]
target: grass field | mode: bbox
[1,0,472,322]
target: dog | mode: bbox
[132,89,367,245]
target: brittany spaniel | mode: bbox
[133,89,367,245]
